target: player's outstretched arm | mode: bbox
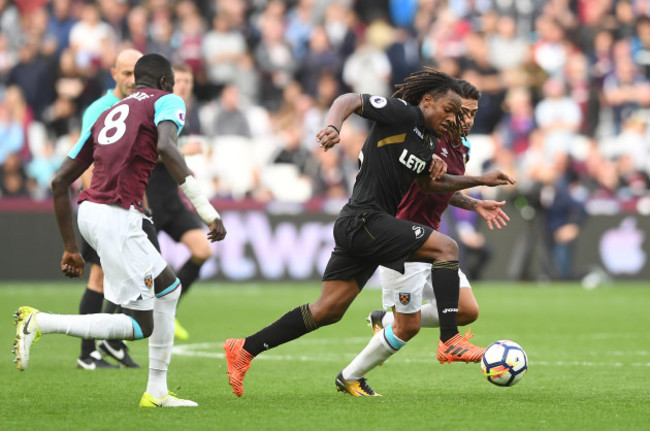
[157,121,227,242]
[316,93,362,152]
[415,169,516,194]
[51,157,88,278]
[449,192,511,230]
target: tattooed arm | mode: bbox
[449,191,511,231]
[449,191,478,210]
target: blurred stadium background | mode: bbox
[1,0,649,283]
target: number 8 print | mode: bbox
[97,104,129,145]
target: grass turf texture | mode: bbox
[0,281,648,431]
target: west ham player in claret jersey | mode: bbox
[13,54,226,408]
[338,80,513,396]
[222,68,515,398]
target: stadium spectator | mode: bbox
[68,3,115,72]
[8,39,56,121]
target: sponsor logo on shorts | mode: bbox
[412,225,424,239]
[370,96,387,108]
[442,307,458,314]
[399,292,411,305]
[144,274,153,288]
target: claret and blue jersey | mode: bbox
[67,88,186,211]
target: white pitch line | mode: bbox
[172,343,650,367]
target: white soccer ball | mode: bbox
[481,340,528,387]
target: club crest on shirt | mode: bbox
[144,273,153,289]
[370,96,387,108]
[399,292,411,305]
[440,146,449,158]
[412,225,424,239]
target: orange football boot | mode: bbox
[223,338,254,397]
[437,329,486,364]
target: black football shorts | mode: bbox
[323,210,433,289]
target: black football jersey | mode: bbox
[340,94,438,217]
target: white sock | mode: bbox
[146,286,180,398]
[420,303,440,328]
[342,327,404,380]
[35,313,135,339]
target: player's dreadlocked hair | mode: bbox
[392,67,465,142]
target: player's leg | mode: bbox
[411,231,485,363]
[139,266,197,407]
[166,213,209,340]
[223,214,376,397]
[177,228,211,299]
[76,235,119,369]
[224,278,361,397]
[456,270,478,325]
[338,262,428,396]
[98,215,160,368]
[377,269,478,328]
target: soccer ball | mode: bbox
[481,340,528,387]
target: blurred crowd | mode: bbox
[1,0,650,278]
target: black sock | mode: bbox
[177,258,203,299]
[243,304,317,356]
[431,261,460,342]
[79,288,103,358]
[102,300,118,314]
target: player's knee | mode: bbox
[458,304,479,326]
[191,246,211,263]
[128,310,154,338]
[310,301,347,326]
[439,237,459,261]
[314,306,346,326]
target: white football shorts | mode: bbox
[77,201,166,311]
[379,262,471,314]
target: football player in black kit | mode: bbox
[223,68,515,397]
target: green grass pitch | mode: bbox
[1,281,648,430]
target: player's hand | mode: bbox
[475,200,510,230]
[61,251,85,278]
[479,170,516,187]
[207,218,227,242]
[316,125,340,152]
[429,154,447,180]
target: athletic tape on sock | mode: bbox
[156,278,180,298]
[383,324,406,351]
[130,316,144,340]
[300,304,317,331]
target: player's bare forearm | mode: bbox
[326,93,362,131]
[417,170,516,193]
[317,93,362,151]
[449,191,478,210]
[416,174,482,193]
[157,121,191,184]
[51,157,87,253]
